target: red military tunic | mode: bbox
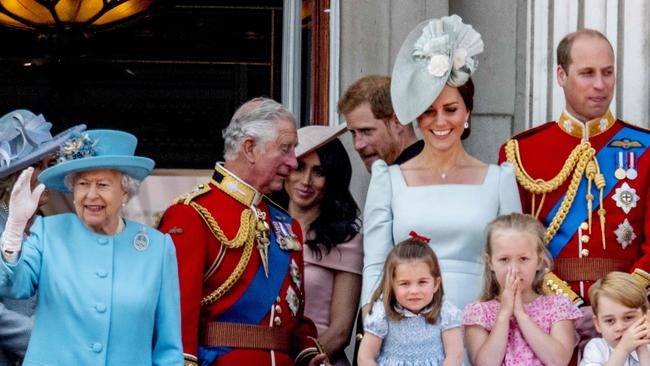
[158,163,318,366]
[499,110,650,303]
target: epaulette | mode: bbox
[619,120,650,134]
[172,183,212,205]
[632,269,650,294]
[542,272,584,306]
[508,121,556,141]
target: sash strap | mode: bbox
[554,258,633,282]
[201,322,291,352]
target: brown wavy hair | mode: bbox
[369,238,443,324]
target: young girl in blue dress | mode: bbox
[357,232,463,366]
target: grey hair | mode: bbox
[222,97,296,161]
[64,171,142,202]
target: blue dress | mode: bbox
[362,161,521,311]
[364,299,462,366]
[0,213,183,366]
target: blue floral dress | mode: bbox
[364,299,462,366]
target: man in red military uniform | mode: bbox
[499,29,650,347]
[158,98,323,366]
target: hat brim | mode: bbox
[39,155,154,192]
[296,124,348,158]
[0,124,87,179]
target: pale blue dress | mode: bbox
[364,299,462,366]
[361,161,521,312]
[0,213,183,366]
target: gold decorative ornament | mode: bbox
[187,202,256,307]
[505,139,606,248]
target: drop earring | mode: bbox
[464,121,470,129]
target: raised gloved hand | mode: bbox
[1,167,45,262]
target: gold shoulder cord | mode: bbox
[188,202,256,307]
[505,138,608,306]
[504,139,606,248]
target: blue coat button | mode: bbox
[95,271,108,278]
[97,238,108,245]
[95,304,107,313]
[92,342,103,353]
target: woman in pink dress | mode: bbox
[275,125,362,366]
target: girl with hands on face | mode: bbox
[581,271,650,366]
[463,214,583,366]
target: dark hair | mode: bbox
[274,138,360,258]
[458,78,475,140]
[370,238,444,324]
[338,75,394,122]
[557,29,612,74]
[307,138,360,256]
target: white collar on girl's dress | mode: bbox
[394,303,434,318]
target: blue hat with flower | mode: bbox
[0,109,86,179]
[391,15,484,124]
[38,129,154,192]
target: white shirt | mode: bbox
[581,337,650,366]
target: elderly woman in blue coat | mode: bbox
[0,129,183,366]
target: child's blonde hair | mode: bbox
[480,213,553,301]
[589,271,649,316]
[370,238,443,324]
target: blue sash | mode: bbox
[199,203,293,363]
[546,126,650,257]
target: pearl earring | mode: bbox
[121,202,126,207]
[464,121,470,129]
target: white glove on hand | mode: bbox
[1,167,45,262]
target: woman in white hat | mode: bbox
[274,124,361,366]
[361,14,521,341]
[0,129,182,365]
[0,109,85,366]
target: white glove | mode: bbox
[1,167,45,262]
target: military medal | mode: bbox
[626,152,638,180]
[612,182,640,214]
[290,259,301,288]
[614,219,636,249]
[273,222,301,251]
[614,151,626,180]
[285,286,299,316]
[133,227,150,251]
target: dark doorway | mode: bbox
[0,0,283,169]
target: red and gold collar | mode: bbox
[557,110,616,140]
[211,163,263,207]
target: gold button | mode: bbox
[274,316,281,326]
[580,222,589,230]
[581,235,590,243]
[355,333,364,341]
[276,296,281,302]
[275,305,282,313]
[581,249,590,257]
